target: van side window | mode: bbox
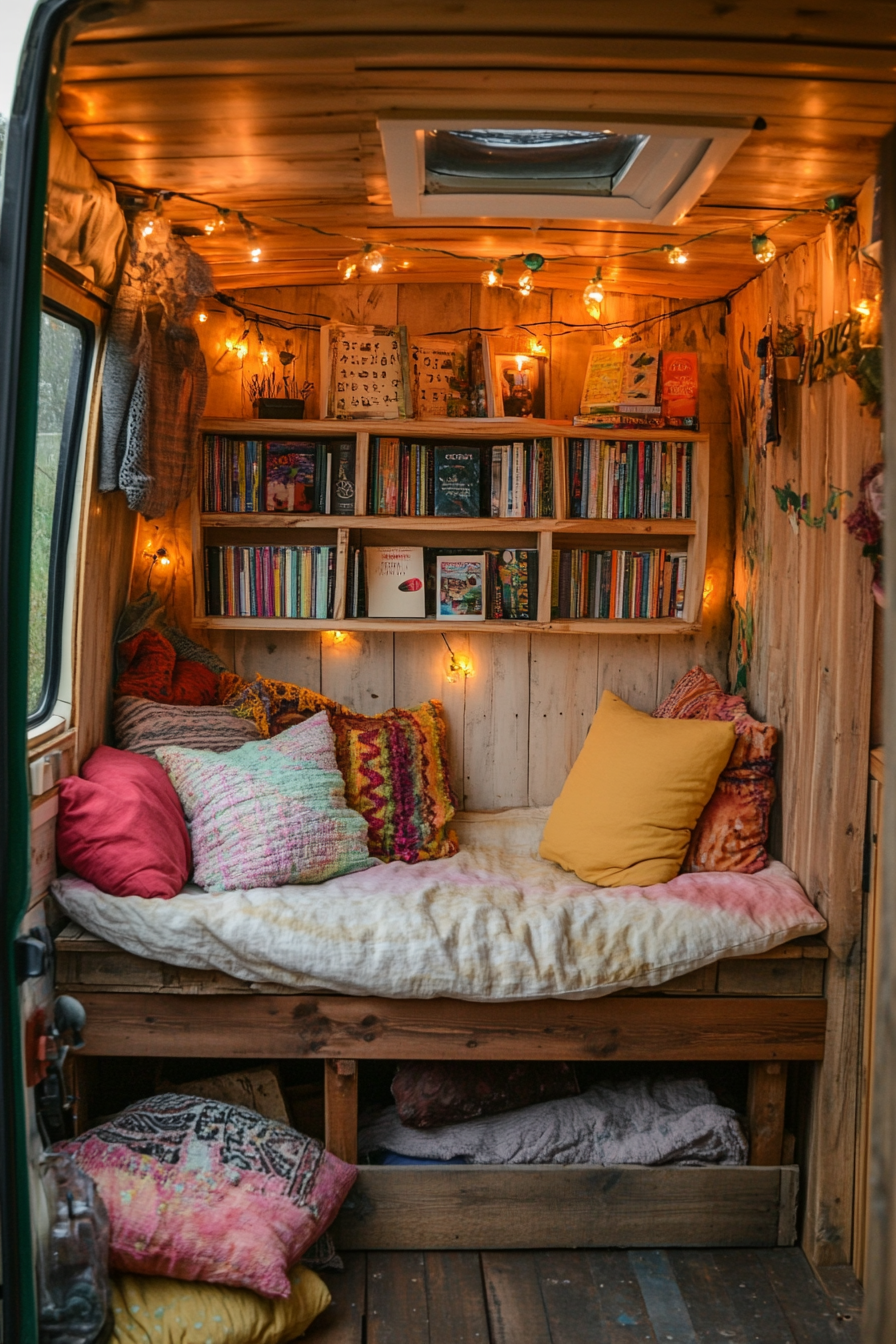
[28,305,92,721]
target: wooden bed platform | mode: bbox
[55,924,828,1251]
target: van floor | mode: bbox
[306,1248,862,1343]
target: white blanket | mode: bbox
[53,809,826,1002]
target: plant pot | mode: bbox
[776,356,801,381]
[253,398,306,420]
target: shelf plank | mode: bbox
[200,512,697,534]
[194,616,701,634]
[202,417,710,443]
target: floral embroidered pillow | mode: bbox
[653,667,777,873]
[54,1093,356,1299]
[156,711,372,890]
[328,700,457,863]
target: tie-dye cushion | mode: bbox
[653,667,777,873]
[156,712,372,890]
[54,1093,356,1300]
[328,700,458,863]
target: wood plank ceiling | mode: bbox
[59,2,896,300]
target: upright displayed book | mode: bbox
[580,347,661,417]
[489,548,537,620]
[265,442,316,512]
[661,353,700,427]
[320,322,411,419]
[433,447,481,517]
[410,336,469,418]
[364,546,426,618]
[436,554,486,620]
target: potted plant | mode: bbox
[250,340,314,418]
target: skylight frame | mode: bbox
[378,114,751,224]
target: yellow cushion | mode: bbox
[111,1262,331,1344]
[539,690,736,887]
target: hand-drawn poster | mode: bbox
[321,323,411,419]
[410,336,469,419]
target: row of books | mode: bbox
[204,545,336,619]
[345,545,538,621]
[567,439,694,520]
[202,436,356,515]
[552,548,688,620]
[367,438,554,519]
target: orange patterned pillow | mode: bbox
[653,667,777,873]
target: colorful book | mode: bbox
[265,442,316,512]
[434,446,482,517]
[436,554,486,620]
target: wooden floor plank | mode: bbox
[666,1249,756,1344]
[699,1250,798,1344]
[305,1251,366,1343]
[811,1265,863,1319]
[758,1250,862,1344]
[367,1251,430,1344]
[537,1248,648,1343]
[584,1251,660,1342]
[629,1250,699,1343]
[424,1251,490,1344]
[481,1251,552,1344]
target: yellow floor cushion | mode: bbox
[540,690,735,887]
[111,1261,331,1344]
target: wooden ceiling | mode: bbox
[58,2,896,300]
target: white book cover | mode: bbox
[364,546,426,618]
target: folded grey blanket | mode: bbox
[359,1076,747,1166]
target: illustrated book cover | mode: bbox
[436,554,486,621]
[320,322,411,419]
[264,442,317,512]
[433,446,482,517]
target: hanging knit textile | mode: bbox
[101,217,211,518]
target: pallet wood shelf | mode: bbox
[194,418,710,634]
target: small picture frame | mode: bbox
[436,554,486,621]
[487,347,546,418]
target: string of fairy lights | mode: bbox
[120,178,851,331]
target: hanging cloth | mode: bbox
[101,218,212,518]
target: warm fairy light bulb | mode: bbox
[702,574,715,604]
[751,234,776,265]
[260,347,270,365]
[446,651,474,682]
[666,246,688,265]
[196,311,208,323]
[337,255,359,281]
[582,270,605,321]
[330,630,348,644]
[159,554,171,567]
[856,298,871,317]
[362,248,385,274]
[481,265,504,288]
[141,217,155,237]
[517,269,535,296]
[613,334,627,348]
[530,338,546,356]
[250,246,262,263]
[204,221,216,236]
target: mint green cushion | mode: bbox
[156,712,372,890]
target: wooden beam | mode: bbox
[74,992,827,1061]
[747,1061,788,1166]
[325,1059,358,1163]
[332,1165,798,1250]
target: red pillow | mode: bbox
[57,746,190,899]
[116,629,218,706]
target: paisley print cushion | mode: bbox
[654,667,777,873]
[328,700,458,863]
[54,1093,356,1299]
[156,712,372,889]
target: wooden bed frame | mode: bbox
[55,925,827,1251]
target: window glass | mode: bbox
[424,128,647,194]
[28,308,86,718]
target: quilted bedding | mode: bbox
[52,808,826,1002]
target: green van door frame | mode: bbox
[0,2,82,1339]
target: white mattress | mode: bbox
[52,808,826,1003]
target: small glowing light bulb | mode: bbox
[480,265,504,288]
[337,255,359,281]
[236,342,248,359]
[159,554,171,567]
[331,630,348,644]
[666,246,688,265]
[362,248,385,274]
[856,298,871,317]
[204,221,216,236]
[582,270,604,321]
[751,234,776,265]
[141,218,155,237]
[250,246,262,263]
[613,334,627,348]
[530,339,546,357]
[196,311,208,323]
[517,269,535,296]
[260,348,270,365]
[225,338,234,351]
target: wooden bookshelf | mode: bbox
[193,419,710,634]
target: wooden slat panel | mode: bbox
[334,1165,793,1250]
[462,635,531,809]
[233,628,322,690]
[392,631,468,809]
[71,992,827,1059]
[321,630,394,711]
[527,632,598,807]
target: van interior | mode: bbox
[3,3,896,1341]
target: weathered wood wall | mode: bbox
[187,281,734,809]
[726,225,879,1266]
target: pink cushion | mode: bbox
[57,746,190,899]
[54,1094,357,1299]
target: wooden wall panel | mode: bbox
[726,223,877,1267]
[191,280,735,812]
